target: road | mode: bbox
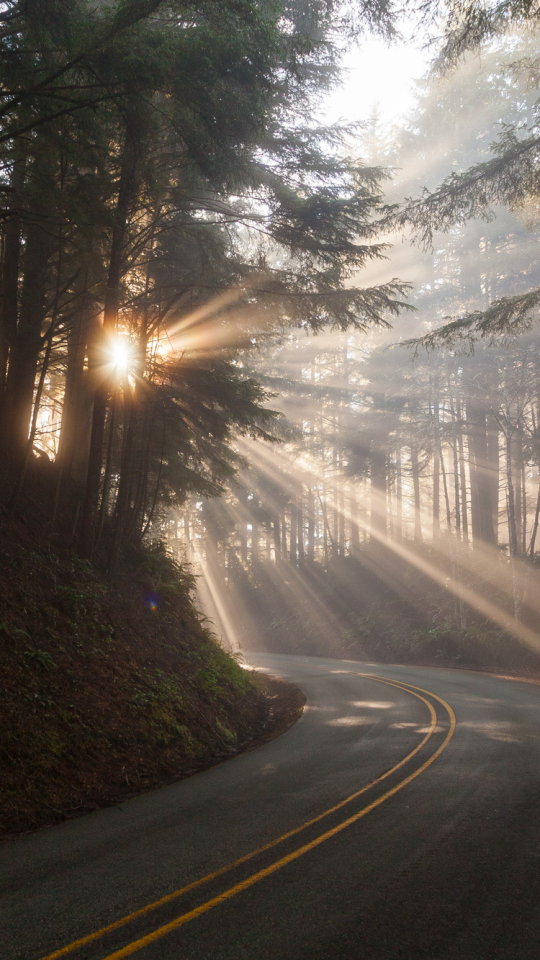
[2,654,540,960]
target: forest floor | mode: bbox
[227,552,540,678]
[0,515,305,840]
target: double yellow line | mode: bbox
[40,676,456,960]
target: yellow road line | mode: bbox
[367,675,457,734]
[38,677,448,960]
[98,683,455,960]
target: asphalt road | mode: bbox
[3,654,540,960]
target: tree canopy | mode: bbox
[0,0,409,564]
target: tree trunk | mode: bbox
[57,280,96,484]
[338,486,344,558]
[184,512,191,561]
[433,447,440,543]
[467,394,497,546]
[79,128,138,557]
[108,388,135,569]
[332,485,339,557]
[0,153,26,409]
[513,423,523,554]
[273,515,281,560]
[529,473,540,555]
[451,404,461,540]
[251,515,259,563]
[298,500,304,561]
[349,485,359,556]
[439,439,452,531]
[457,401,469,545]
[95,397,117,547]
[487,412,499,544]
[307,486,315,562]
[522,462,527,555]
[290,501,297,562]
[240,507,248,562]
[3,217,53,464]
[411,443,422,544]
[506,424,518,557]
[8,325,54,509]
[370,445,387,541]
[396,448,402,541]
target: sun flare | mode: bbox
[109,337,131,376]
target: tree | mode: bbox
[0,0,410,566]
[391,10,540,340]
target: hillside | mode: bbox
[0,516,304,838]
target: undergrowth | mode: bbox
[224,546,540,675]
[0,520,267,837]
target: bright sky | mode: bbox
[323,33,430,127]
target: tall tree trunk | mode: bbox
[273,515,281,560]
[290,501,297,562]
[320,486,329,565]
[513,422,523,554]
[387,471,394,540]
[3,216,53,464]
[251,514,259,563]
[487,411,499,544]
[370,444,386,541]
[307,486,315,562]
[57,277,96,484]
[108,387,135,569]
[125,395,153,546]
[467,393,497,546]
[8,325,54,509]
[184,512,191,561]
[298,500,304,561]
[457,401,469,545]
[411,443,422,544]
[79,127,138,557]
[396,448,402,541]
[522,462,527,555]
[338,486,344,558]
[529,472,540,555]
[433,447,440,543]
[349,485,359,556]
[439,439,452,531]
[95,397,117,548]
[450,397,461,540]
[240,517,248,563]
[506,423,518,557]
[0,152,26,410]
[332,484,339,557]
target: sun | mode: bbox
[104,336,135,379]
[111,338,130,374]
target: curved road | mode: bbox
[2,654,540,960]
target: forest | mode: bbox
[3,0,540,676]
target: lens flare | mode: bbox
[145,593,160,611]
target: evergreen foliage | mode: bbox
[0,0,407,564]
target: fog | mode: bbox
[169,33,540,676]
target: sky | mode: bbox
[323,31,430,127]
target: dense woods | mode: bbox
[0,0,406,567]
[0,0,412,831]
[4,0,540,673]
[163,14,540,669]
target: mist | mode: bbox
[168,34,540,677]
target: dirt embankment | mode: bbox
[0,518,304,839]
